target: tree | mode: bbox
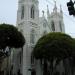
[32,32,74,75]
[68,38,75,75]
[0,23,25,58]
[0,23,25,75]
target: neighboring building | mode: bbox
[12,0,65,75]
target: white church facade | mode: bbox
[12,0,65,75]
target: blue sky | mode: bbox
[0,0,18,24]
[0,0,75,37]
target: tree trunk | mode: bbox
[63,59,70,75]
[49,59,53,75]
[68,57,74,75]
[50,63,53,75]
[43,59,48,75]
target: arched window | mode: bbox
[51,21,55,31]
[21,5,24,19]
[30,29,35,44]
[31,54,34,64]
[59,21,62,32]
[31,5,35,19]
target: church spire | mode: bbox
[47,5,50,16]
[53,1,57,12]
[42,10,45,17]
[47,5,50,19]
[60,5,63,13]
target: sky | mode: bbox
[0,0,75,37]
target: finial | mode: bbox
[53,0,57,12]
[47,5,50,16]
[54,0,56,7]
[47,5,49,12]
[47,5,48,9]
[42,10,45,16]
[60,4,63,13]
[60,4,61,8]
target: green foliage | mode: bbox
[71,38,75,57]
[0,23,25,57]
[33,32,74,60]
[33,32,75,75]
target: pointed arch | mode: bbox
[21,5,24,19]
[31,54,35,64]
[31,5,35,19]
[30,29,35,44]
[59,21,62,32]
[51,20,55,31]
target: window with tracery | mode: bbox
[21,5,24,19]
[31,5,35,19]
[51,21,55,31]
[30,29,35,44]
[59,21,62,32]
[31,55,34,64]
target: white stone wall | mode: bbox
[17,0,40,75]
[15,0,65,75]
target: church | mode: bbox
[12,0,65,75]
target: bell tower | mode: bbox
[49,1,65,32]
[16,0,39,75]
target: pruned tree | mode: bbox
[32,32,74,75]
[0,23,25,58]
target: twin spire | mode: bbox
[53,1,62,13]
[42,1,63,16]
